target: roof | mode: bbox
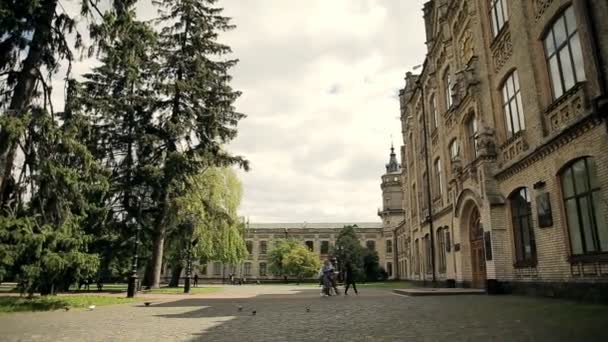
[247,222,383,229]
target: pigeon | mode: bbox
[252,310,256,316]
[88,305,96,311]
[64,306,70,312]
[237,305,243,312]
[144,302,151,307]
[306,306,311,313]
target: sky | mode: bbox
[56,0,428,223]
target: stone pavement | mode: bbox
[1,285,608,341]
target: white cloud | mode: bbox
[50,0,428,223]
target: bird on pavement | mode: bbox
[306,306,311,313]
[252,310,256,316]
[88,305,96,311]
[237,305,243,312]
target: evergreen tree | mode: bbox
[332,225,365,281]
[79,0,160,283]
[144,0,249,287]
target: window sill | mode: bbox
[544,82,586,114]
[569,253,608,264]
[513,260,537,269]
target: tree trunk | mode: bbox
[149,230,166,288]
[169,264,183,287]
[0,0,57,206]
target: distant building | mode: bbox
[390,0,608,301]
[196,222,387,281]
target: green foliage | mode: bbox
[282,244,321,280]
[268,239,300,277]
[331,225,365,280]
[362,249,384,282]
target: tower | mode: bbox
[378,144,405,279]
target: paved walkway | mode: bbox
[1,285,607,341]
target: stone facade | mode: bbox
[197,222,386,281]
[392,0,608,301]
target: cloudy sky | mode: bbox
[58,0,427,223]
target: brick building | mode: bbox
[196,222,388,281]
[393,0,608,300]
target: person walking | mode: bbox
[343,261,358,295]
[193,274,199,287]
[321,260,333,296]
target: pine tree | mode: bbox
[144,0,249,288]
[78,0,160,282]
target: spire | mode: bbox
[385,143,400,173]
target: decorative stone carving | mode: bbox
[546,85,587,134]
[453,2,469,36]
[476,126,497,157]
[533,0,555,22]
[500,133,530,163]
[460,28,474,64]
[451,157,463,175]
[492,31,513,73]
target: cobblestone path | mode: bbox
[1,285,607,341]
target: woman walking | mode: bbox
[321,260,334,296]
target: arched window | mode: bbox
[411,183,417,219]
[561,157,608,254]
[502,71,525,137]
[437,227,447,273]
[435,158,443,199]
[424,234,432,274]
[490,0,509,37]
[466,115,478,159]
[449,139,460,161]
[444,68,453,109]
[414,238,420,274]
[430,94,439,130]
[544,6,586,99]
[509,188,537,266]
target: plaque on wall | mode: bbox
[484,231,493,261]
[536,192,553,228]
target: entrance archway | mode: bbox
[469,207,486,288]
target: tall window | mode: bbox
[245,240,253,254]
[510,188,537,265]
[320,241,329,254]
[411,183,417,219]
[544,6,586,99]
[421,172,429,212]
[305,240,314,251]
[444,68,453,109]
[213,262,221,276]
[490,0,509,37]
[366,240,376,251]
[244,262,252,276]
[466,116,478,159]
[414,239,420,274]
[437,228,447,273]
[386,239,393,254]
[502,71,525,137]
[387,262,393,278]
[259,241,267,255]
[259,262,267,276]
[430,95,439,130]
[435,158,443,199]
[449,139,460,161]
[561,158,608,254]
[424,234,432,273]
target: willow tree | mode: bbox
[144,0,248,288]
[166,167,247,286]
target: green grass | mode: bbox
[146,286,223,294]
[0,295,139,314]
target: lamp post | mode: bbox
[127,208,142,298]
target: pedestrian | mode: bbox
[193,274,199,287]
[321,260,334,296]
[344,261,358,295]
[230,273,234,285]
[331,267,340,295]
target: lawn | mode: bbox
[0,295,139,314]
[146,286,223,294]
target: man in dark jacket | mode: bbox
[343,261,358,295]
